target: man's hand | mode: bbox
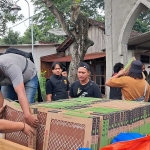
[24,113,39,128]
[117,70,125,77]
[0,107,4,119]
[22,123,36,137]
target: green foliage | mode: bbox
[1,29,22,44]
[0,0,23,36]
[133,18,149,33]
[132,9,150,33]
[96,15,105,22]
[35,71,46,101]
[80,0,104,18]
[30,0,104,43]
[21,24,66,44]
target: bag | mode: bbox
[135,96,145,101]
[4,47,43,102]
[5,47,31,59]
[122,80,148,101]
[76,81,92,97]
[135,80,148,101]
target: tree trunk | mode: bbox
[42,0,94,83]
[68,4,94,83]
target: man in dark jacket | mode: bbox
[46,62,70,101]
[109,62,124,100]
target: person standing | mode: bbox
[62,67,68,78]
[46,62,70,101]
[0,53,38,127]
[69,62,102,98]
[106,60,150,101]
[142,64,148,81]
[109,62,124,100]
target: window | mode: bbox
[90,63,106,95]
[140,55,149,63]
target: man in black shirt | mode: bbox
[109,62,124,100]
[69,62,102,98]
[46,62,70,101]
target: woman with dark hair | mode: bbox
[106,60,150,101]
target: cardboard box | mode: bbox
[4,98,150,149]
[3,99,37,149]
[41,110,103,150]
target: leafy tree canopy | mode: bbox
[0,0,23,36]
[1,29,22,44]
[132,9,150,33]
[30,0,104,43]
[21,24,66,44]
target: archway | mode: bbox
[118,0,150,64]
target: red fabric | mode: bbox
[100,135,150,150]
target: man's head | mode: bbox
[77,62,90,82]
[113,62,124,73]
[128,60,143,79]
[52,62,62,76]
[62,67,68,77]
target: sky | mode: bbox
[8,0,34,36]
[8,1,104,36]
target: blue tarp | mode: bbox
[112,132,146,144]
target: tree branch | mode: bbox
[42,0,73,37]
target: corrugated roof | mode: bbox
[128,32,150,46]
[88,18,105,31]
[56,37,74,52]
[0,43,59,47]
[128,31,150,50]
[47,28,66,36]
[41,52,106,62]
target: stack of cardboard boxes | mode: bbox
[3,98,150,150]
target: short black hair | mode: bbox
[51,62,62,70]
[78,62,90,71]
[62,67,67,72]
[113,63,124,73]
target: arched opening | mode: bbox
[118,1,150,64]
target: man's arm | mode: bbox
[0,119,35,136]
[46,79,53,101]
[145,85,150,102]
[46,94,52,102]
[14,82,38,127]
[69,83,74,98]
[0,91,4,108]
[0,92,4,119]
[106,70,125,86]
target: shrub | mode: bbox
[34,71,46,101]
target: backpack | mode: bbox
[4,47,43,102]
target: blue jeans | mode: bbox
[1,75,38,103]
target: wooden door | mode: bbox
[90,62,106,95]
